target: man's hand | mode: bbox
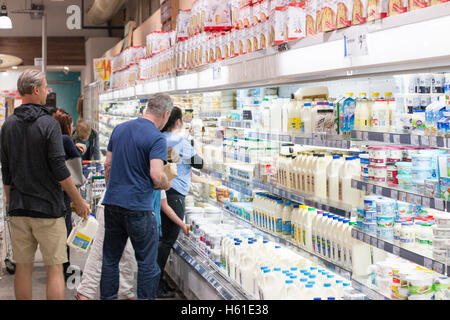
[76,143,87,155]
[181,223,190,237]
[73,199,90,221]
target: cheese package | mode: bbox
[367,0,388,20]
[273,6,288,45]
[305,0,316,36]
[287,2,306,41]
[408,0,430,10]
[176,10,190,41]
[352,0,368,24]
[321,0,337,32]
[204,0,233,31]
[337,0,353,28]
[260,0,271,21]
[388,0,408,16]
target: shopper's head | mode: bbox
[75,120,92,141]
[17,69,48,106]
[145,93,173,130]
[161,106,183,133]
[55,112,73,137]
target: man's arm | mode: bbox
[150,159,171,191]
[104,151,112,186]
[59,176,90,220]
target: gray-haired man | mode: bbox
[100,93,174,300]
[1,69,90,300]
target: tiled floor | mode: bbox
[0,248,185,300]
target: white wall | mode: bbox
[0,0,110,38]
[0,71,21,92]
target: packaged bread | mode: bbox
[230,29,239,56]
[260,0,271,21]
[239,28,247,55]
[246,27,254,53]
[240,4,252,28]
[388,0,407,15]
[252,1,261,25]
[409,0,430,10]
[430,0,449,6]
[204,0,233,31]
[209,35,216,63]
[253,23,260,51]
[336,0,353,28]
[352,0,368,24]
[273,6,288,45]
[305,0,316,36]
[316,0,323,34]
[287,2,306,41]
[321,0,337,32]
[216,34,223,61]
[260,20,269,48]
[176,10,190,41]
[232,0,240,28]
[367,0,388,20]
[223,32,230,59]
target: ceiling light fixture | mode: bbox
[12,65,17,70]
[0,3,12,29]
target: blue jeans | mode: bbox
[100,205,160,300]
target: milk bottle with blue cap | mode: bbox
[303,207,316,251]
[321,283,338,300]
[331,217,344,263]
[311,210,323,254]
[67,213,99,252]
[323,214,334,258]
[328,155,345,202]
[281,201,293,239]
[316,212,329,255]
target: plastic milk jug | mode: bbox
[328,155,345,201]
[303,207,316,251]
[283,280,304,300]
[282,201,293,238]
[314,154,333,199]
[311,211,323,254]
[67,213,99,252]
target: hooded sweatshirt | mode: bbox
[1,103,71,218]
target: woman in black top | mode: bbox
[54,112,82,280]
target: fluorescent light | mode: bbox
[0,4,12,29]
[63,66,69,71]
[12,66,17,70]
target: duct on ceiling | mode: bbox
[86,0,126,26]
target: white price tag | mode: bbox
[375,186,383,196]
[369,184,375,194]
[424,258,433,270]
[356,131,362,140]
[344,33,369,58]
[351,180,357,189]
[435,199,444,211]
[364,234,371,244]
[391,189,399,200]
[383,133,390,143]
[393,135,401,144]
[433,262,444,275]
[414,195,422,206]
[213,65,222,80]
[430,137,438,147]
[411,135,420,146]
[371,237,378,247]
[393,246,400,256]
[362,131,369,141]
[358,232,364,242]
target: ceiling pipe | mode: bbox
[86,0,126,26]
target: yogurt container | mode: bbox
[412,153,433,170]
[433,213,450,228]
[364,210,377,222]
[395,161,412,175]
[433,249,447,263]
[387,147,404,164]
[432,226,450,238]
[368,147,388,165]
[364,196,379,211]
[376,199,396,216]
[387,164,398,185]
[432,237,449,250]
[412,169,432,182]
[407,273,434,300]
[364,221,377,236]
[397,174,413,190]
[373,165,387,183]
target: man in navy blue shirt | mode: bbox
[100,94,173,300]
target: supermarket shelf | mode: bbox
[351,228,447,276]
[221,179,253,197]
[200,196,354,281]
[351,178,447,212]
[223,152,251,163]
[253,179,352,218]
[173,238,251,300]
[351,130,447,149]
[351,276,392,300]
[199,111,226,118]
[220,120,252,129]
[100,4,450,99]
[99,113,139,119]
[200,168,223,179]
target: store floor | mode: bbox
[0,248,186,300]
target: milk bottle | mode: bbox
[67,214,99,252]
[329,216,341,262]
[299,153,309,192]
[324,214,336,260]
[322,283,338,300]
[288,97,301,134]
[282,98,290,134]
[291,204,300,242]
[282,201,293,239]
[261,98,271,132]
[297,205,307,247]
[340,156,361,207]
[270,98,282,133]
[228,242,242,279]
[239,249,256,293]
[311,210,323,254]
[307,154,319,194]
[303,207,316,251]
[356,93,370,130]
[331,217,345,264]
[328,155,345,202]
[275,200,284,235]
[336,219,349,267]
[301,102,312,136]
[316,212,329,256]
[303,284,321,300]
[350,222,371,276]
[314,153,333,199]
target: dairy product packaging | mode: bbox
[273,6,288,45]
[67,214,99,253]
[321,0,337,32]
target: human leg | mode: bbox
[117,239,137,300]
[100,206,129,300]
[45,264,65,300]
[14,263,34,300]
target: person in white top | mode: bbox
[75,190,189,300]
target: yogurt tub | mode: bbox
[433,213,450,228]
[432,226,450,238]
[364,221,377,236]
[411,169,432,181]
[412,153,433,169]
[407,274,434,300]
[373,165,387,183]
[368,147,388,164]
[376,199,396,215]
[395,161,412,175]
[387,164,398,185]
[397,174,413,190]
[364,210,377,222]
[403,147,419,162]
[432,237,450,250]
[387,147,404,164]
[364,196,379,211]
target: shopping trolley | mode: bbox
[79,160,106,215]
[1,210,16,275]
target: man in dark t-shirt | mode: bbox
[1,69,90,300]
[100,93,174,300]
